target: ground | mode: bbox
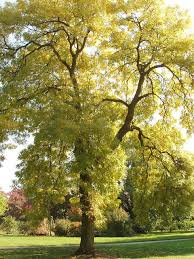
[0,232,194,258]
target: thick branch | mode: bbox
[113,73,146,145]
[136,36,142,72]
[102,98,129,108]
[76,29,90,54]
[131,125,150,146]
[50,44,71,71]
[31,17,70,28]
[146,63,165,74]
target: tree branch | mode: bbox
[76,29,90,54]
[146,63,165,74]
[50,44,71,71]
[130,125,150,146]
[102,98,129,108]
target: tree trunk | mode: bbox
[74,137,95,255]
[77,201,95,255]
[75,174,95,255]
[47,202,52,237]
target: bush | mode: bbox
[54,219,71,236]
[177,219,194,230]
[27,218,53,236]
[18,219,43,235]
[54,219,81,236]
[0,216,19,234]
[18,221,31,234]
[19,218,56,236]
[103,207,133,236]
[105,220,132,236]
[68,221,81,237]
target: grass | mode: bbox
[0,231,193,258]
[0,231,194,247]
[100,239,194,258]
[95,231,194,244]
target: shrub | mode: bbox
[54,219,81,236]
[103,207,132,236]
[34,223,49,235]
[18,221,31,235]
[54,219,71,236]
[0,216,19,234]
[68,221,81,237]
[28,218,51,236]
[177,219,194,230]
[19,218,55,236]
[105,220,133,236]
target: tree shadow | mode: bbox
[0,247,75,258]
[99,239,194,258]
[0,238,194,258]
[96,232,194,245]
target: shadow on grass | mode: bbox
[100,239,194,258]
[96,231,194,245]
[0,247,75,258]
[0,239,194,258]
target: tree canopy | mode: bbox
[0,0,193,255]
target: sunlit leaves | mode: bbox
[0,0,193,224]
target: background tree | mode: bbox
[0,0,193,255]
[6,187,31,220]
[0,191,7,216]
[118,124,194,232]
[16,138,74,235]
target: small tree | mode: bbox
[6,187,31,220]
[0,191,7,217]
[1,216,19,234]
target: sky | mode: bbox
[0,0,193,192]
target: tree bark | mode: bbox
[75,173,95,255]
[74,138,95,255]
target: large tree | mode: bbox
[0,0,193,255]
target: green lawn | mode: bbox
[0,231,194,247]
[0,232,194,258]
[100,239,194,258]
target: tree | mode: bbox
[120,127,194,231]
[0,191,7,216]
[16,139,74,235]
[1,215,19,234]
[0,0,193,255]
[6,187,31,220]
